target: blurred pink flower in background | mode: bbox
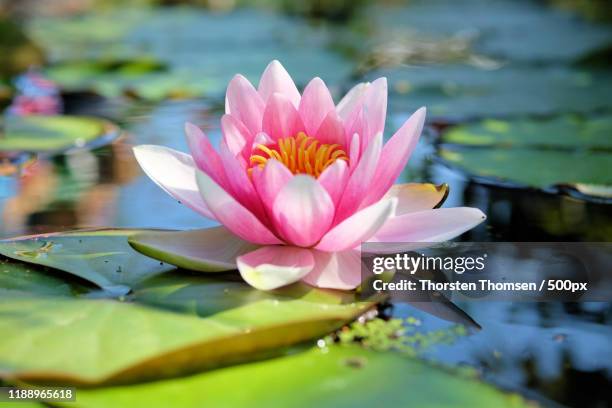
[6,69,62,116]
[134,60,485,290]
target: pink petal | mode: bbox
[361,107,426,208]
[226,74,265,133]
[317,159,348,206]
[299,77,335,136]
[218,142,267,221]
[315,197,397,252]
[302,249,363,290]
[195,170,282,245]
[387,183,449,215]
[221,114,253,160]
[370,207,486,243]
[133,145,215,220]
[185,122,228,188]
[334,133,382,222]
[262,93,306,140]
[336,82,368,121]
[344,108,365,152]
[258,60,301,108]
[349,133,360,165]
[361,77,387,148]
[252,159,293,213]
[315,111,346,147]
[237,246,315,290]
[272,175,334,247]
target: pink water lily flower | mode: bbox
[133,60,485,290]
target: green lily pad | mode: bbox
[56,345,530,408]
[378,65,612,121]
[0,229,175,295]
[0,115,119,154]
[441,116,612,149]
[0,261,77,298]
[127,227,257,272]
[438,146,612,193]
[0,280,375,385]
[437,115,612,199]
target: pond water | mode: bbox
[1,1,611,406]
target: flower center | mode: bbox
[249,132,348,177]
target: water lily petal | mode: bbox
[361,107,426,208]
[317,159,349,206]
[272,175,334,247]
[316,197,396,252]
[386,183,449,215]
[196,170,282,245]
[348,132,360,165]
[252,159,293,214]
[370,207,486,243]
[128,227,256,272]
[258,60,301,108]
[302,249,363,290]
[262,93,306,141]
[299,77,335,136]
[334,133,382,222]
[226,74,265,133]
[237,246,314,290]
[218,142,267,221]
[133,145,215,220]
[315,110,346,147]
[221,114,253,160]
[360,77,387,151]
[336,82,368,121]
[185,122,228,188]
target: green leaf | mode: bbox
[439,147,612,192]
[127,227,257,272]
[0,279,375,385]
[0,229,175,295]
[57,345,530,408]
[0,261,78,298]
[0,115,118,154]
[441,116,612,149]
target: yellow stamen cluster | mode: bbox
[249,132,348,177]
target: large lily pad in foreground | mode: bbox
[0,115,118,154]
[0,229,175,295]
[58,345,529,408]
[0,279,374,385]
[0,261,77,297]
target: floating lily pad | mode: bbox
[437,116,612,199]
[0,261,77,298]
[56,346,530,408]
[376,65,612,121]
[438,146,612,196]
[0,115,119,154]
[0,279,375,385]
[45,59,213,100]
[441,116,612,149]
[0,229,175,295]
